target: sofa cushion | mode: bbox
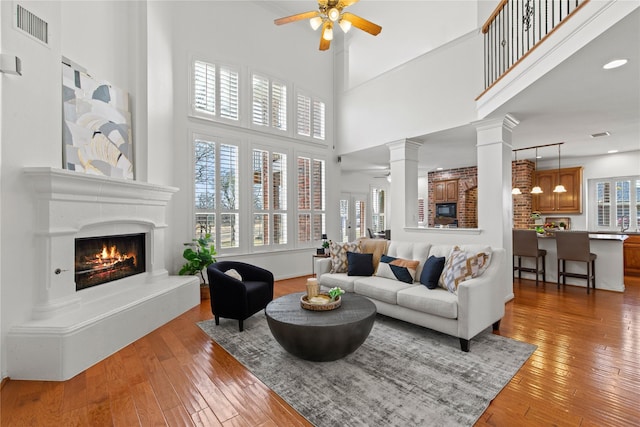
[354,276,413,305]
[397,286,458,319]
[439,246,492,294]
[347,251,375,276]
[357,238,389,272]
[318,273,359,293]
[376,255,419,284]
[387,241,431,282]
[329,241,361,273]
[420,256,446,289]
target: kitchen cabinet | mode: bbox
[624,235,640,276]
[434,179,458,203]
[532,167,582,213]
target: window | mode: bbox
[252,73,287,131]
[296,92,326,141]
[193,60,239,121]
[297,156,325,244]
[252,149,288,247]
[194,137,240,249]
[590,176,640,231]
[371,187,386,231]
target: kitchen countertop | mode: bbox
[535,231,629,241]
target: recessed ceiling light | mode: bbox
[603,59,628,69]
[608,150,619,154]
[590,131,610,138]
[436,167,443,171]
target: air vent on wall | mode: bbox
[16,4,48,45]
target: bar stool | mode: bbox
[555,231,597,294]
[513,229,547,286]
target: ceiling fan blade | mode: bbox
[319,21,331,51]
[274,10,319,26]
[341,12,382,36]
[338,0,360,7]
[319,36,331,51]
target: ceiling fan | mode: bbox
[274,0,382,51]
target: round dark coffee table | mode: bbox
[265,292,376,362]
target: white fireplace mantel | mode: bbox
[7,168,199,381]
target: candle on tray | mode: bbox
[306,278,319,298]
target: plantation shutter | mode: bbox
[312,100,325,140]
[616,180,631,228]
[219,66,239,120]
[272,81,287,131]
[252,74,269,126]
[297,93,311,137]
[194,61,215,114]
[596,181,611,227]
[273,153,287,244]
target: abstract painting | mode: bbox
[62,62,133,179]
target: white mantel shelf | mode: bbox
[8,168,198,381]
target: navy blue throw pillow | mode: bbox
[420,255,446,289]
[347,251,374,276]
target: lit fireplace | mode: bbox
[75,233,146,290]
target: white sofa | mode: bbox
[316,240,506,352]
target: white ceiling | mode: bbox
[269,1,639,175]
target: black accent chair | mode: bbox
[206,261,274,331]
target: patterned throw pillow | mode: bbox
[224,268,243,281]
[439,246,492,294]
[329,241,361,273]
[376,255,420,284]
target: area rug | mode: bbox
[198,313,536,427]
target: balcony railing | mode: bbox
[481,0,589,91]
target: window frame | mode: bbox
[190,58,241,125]
[192,132,242,254]
[249,70,289,135]
[588,175,640,232]
[295,88,327,143]
[295,152,327,248]
[251,145,290,251]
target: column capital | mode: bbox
[386,139,422,162]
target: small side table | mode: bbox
[312,253,330,276]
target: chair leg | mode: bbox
[215,315,220,325]
[459,338,470,352]
[518,256,522,279]
[492,320,501,331]
[592,259,596,290]
[557,259,561,289]
[535,257,539,287]
[542,255,546,283]
[238,319,244,332]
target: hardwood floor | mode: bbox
[2,276,639,426]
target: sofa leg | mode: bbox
[238,319,244,332]
[459,338,470,352]
[215,315,220,325]
[492,320,501,331]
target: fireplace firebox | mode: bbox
[75,233,146,291]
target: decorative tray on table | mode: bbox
[300,293,341,311]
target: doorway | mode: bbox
[339,193,367,242]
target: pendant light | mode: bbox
[553,143,567,193]
[511,150,522,195]
[530,147,543,194]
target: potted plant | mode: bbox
[559,222,566,230]
[179,233,216,300]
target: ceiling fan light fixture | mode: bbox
[309,16,323,30]
[328,7,340,22]
[339,18,352,33]
[322,23,333,41]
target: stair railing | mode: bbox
[480,0,590,93]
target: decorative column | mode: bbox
[387,139,422,238]
[474,114,519,301]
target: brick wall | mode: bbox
[512,160,535,229]
[427,160,535,229]
[428,166,478,228]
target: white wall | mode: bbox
[0,0,334,379]
[0,1,138,379]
